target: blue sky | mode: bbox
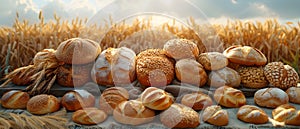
[0,0,299,26]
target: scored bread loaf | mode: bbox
[237,105,269,124]
[61,89,95,111]
[202,105,229,126]
[213,86,246,108]
[181,92,213,110]
[1,90,30,109]
[26,94,60,115]
[254,88,289,108]
[140,87,174,110]
[99,87,129,114]
[72,107,107,125]
[272,104,300,126]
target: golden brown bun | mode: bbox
[208,67,241,88]
[91,47,136,86]
[1,90,30,109]
[11,66,34,86]
[136,56,174,87]
[286,87,300,104]
[33,49,57,66]
[181,92,213,110]
[56,63,92,87]
[55,38,101,64]
[237,66,268,89]
[197,52,228,71]
[272,104,300,126]
[61,90,95,111]
[72,107,107,125]
[26,94,60,115]
[163,39,199,60]
[160,103,200,128]
[202,105,229,126]
[223,45,267,66]
[237,105,269,124]
[214,86,246,108]
[99,87,129,114]
[136,49,167,59]
[264,62,299,90]
[175,59,207,87]
[140,87,174,110]
[254,88,289,108]
[113,100,155,125]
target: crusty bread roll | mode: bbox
[72,107,107,125]
[91,47,136,86]
[286,87,300,104]
[202,105,228,126]
[181,92,213,110]
[136,56,174,87]
[99,87,129,114]
[160,103,200,128]
[175,59,207,87]
[140,87,174,110]
[223,45,267,66]
[207,67,241,88]
[272,104,300,126]
[1,90,30,109]
[237,105,269,124]
[163,39,200,60]
[33,49,57,66]
[214,86,246,108]
[26,94,60,115]
[264,62,299,90]
[55,38,101,64]
[56,63,92,87]
[113,100,155,125]
[197,52,228,71]
[237,66,268,89]
[61,90,95,111]
[254,88,289,108]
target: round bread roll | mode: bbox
[264,62,299,90]
[1,90,30,109]
[91,47,136,86]
[72,107,107,125]
[286,87,300,104]
[61,90,95,111]
[254,88,289,108]
[136,56,174,87]
[202,105,229,126]
[27,94,60,115]
[140,87,174,110]
[99,87,129,114]
[214,86,246,108]
[208,67,241,88]
[175,59,207,87]
[272,104,300,126]
[33,49,57,66]
[160,103,200,128]
[113,100,155,125]
[237,105,269,124]
[181,92,213,110]
[11,66,34,86]
[197,52,228,71]
[163,39,200,60]
[55,38,101,64]
[223,45,267,66]
[56,63,92,87]
[237,66,268,89]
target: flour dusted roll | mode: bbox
[237,105,269,124]
[202,105,229,126]
[26,94,60,115]
[163,39,200,60]
[286,87,300,104]
[72,107,107,125]
[61,89,95,111]
[140,87,174,110]
[213,86,246,108]
[99,87,129,114]
[197,52,228,71]
[1,90,30,109]
[208,67,241,88]
[181,92,213,110]
[272,104,300,126]
[254,88,289,108]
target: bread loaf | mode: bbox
[72,107,107,125]
[99,87,129,114]
[113,100,155,125]
[214,86,246,108]
[181,92,213,110]
[207,67,241,88]
[254,88,289,108]
[202,105,229,126]
[26,94,60,115]
[286,87,300,104]
[160,103,200,128]
[163,39,200,60]
[197,52,228,71]
[1,90,30,109]
[61,90,95,111]
[140,87,174,110]
[272,104,300,126]
[237,105,269,124]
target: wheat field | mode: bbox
[0,13,299,79]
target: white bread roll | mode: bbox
[254,88,289,108]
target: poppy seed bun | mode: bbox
[55,38,101,64]
[163,39,199,60]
